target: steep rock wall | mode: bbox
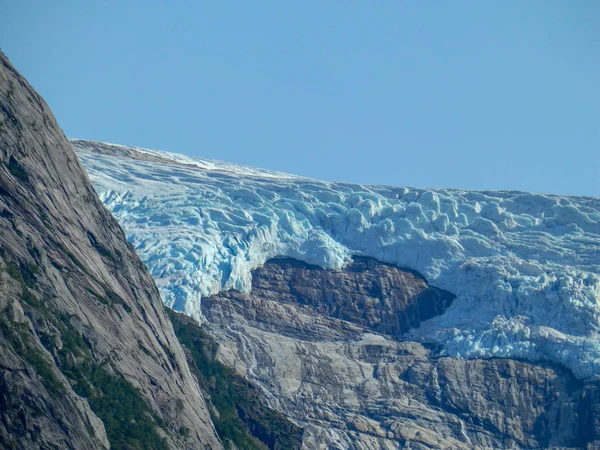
[203,258,600,449]
[0,51,222,449]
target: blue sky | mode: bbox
[1,1,599,196]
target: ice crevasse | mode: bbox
[74,140,600,379]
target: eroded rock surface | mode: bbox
[0,51,222,448]
[244,256,454,337]
[203,258,600,449]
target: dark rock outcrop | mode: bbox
[0,51,222,448]
[248,256,454,337]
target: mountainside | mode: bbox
[0,52,223,448]
[201,258,598,449]
[74,140,600,448]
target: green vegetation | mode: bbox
[22,339,65,394]
[5,260,43,309]
[138,340,152,356]
[6,156,29,182]
[3,256,168,450]
[52,241,87,273]
[86,231,120,264]
[77,366,168,450]
[5,261,21,281]
[0,316,64,395]
[54,318,169,450]
[6,260,39,289]
[168,309,303,450]
[86,288,113,306]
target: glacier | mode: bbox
[74,140,600,379]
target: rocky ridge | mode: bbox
[0,51,222,448]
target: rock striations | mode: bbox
[238,256,455,337]
[203,258,600,449]
[0,51,222,448]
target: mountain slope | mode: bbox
[168,308,304,450]
[0,52,222,448]
[201,257,598,449]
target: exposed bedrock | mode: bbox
[203,257,600,449]
[0,51,221,449]
[243,256,454,337]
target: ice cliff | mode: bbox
[74,140,600,379]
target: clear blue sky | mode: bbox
[1,1,599,196]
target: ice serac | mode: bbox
[0,52,222,448]
[75,139,600,380]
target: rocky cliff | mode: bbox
[0,51,222,448]
[203,258,600,449]
[168,308,304,450]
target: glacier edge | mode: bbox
[74,140,600,379]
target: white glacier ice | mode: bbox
[74,140,600,379]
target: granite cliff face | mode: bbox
[203,258,600,449]
[0,51,222,448]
